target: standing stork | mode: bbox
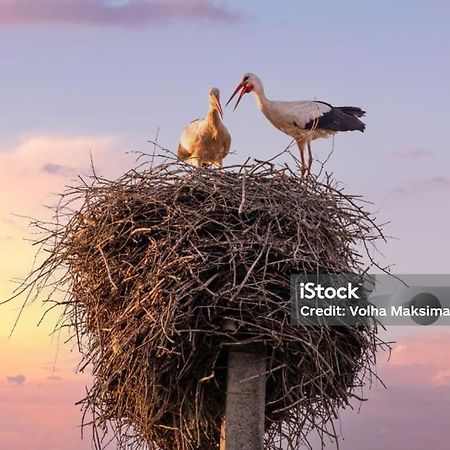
[226,73,365,175]
[178,87,231,168]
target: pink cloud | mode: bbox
[6,374,26,385]
[382,332,450,387]
[0,135,121,228]
[386,148,435,159]
[432,369,450,386]
[0,0,245,28]
[389,333,450,367]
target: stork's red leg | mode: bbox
[296,140,306,176]
[307,141,313,174]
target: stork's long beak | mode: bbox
[212,94,224,119]
[226,82,248,111]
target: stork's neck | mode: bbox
[252,85,269,112]
[206,108,222,131]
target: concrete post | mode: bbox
[220,345,266,450]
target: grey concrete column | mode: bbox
[221,345,266,450]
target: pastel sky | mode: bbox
[1,1,449,449]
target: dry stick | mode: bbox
[238,169,247,215]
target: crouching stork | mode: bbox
[178,88,231,168]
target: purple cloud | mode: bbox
[427,176,450,187]
[6,374,26,385]
[386,148,435,159]
[409,176,450,191]
[0,0,245,28]
[41,162,76,176]
[388,175,450,197]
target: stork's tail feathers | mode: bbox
[308,106,366,132]
[331,106,366,132]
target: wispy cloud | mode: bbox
[390,334,450,366]
[0,0,245,28]
[6,374,26,385]
[432,369,450,386]
[0,135,121,226]
[41,163,76,177]
[385,148,435,159]
[387,175,450,197]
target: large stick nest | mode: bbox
[25,157,387,449]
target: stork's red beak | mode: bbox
[212,95,224,119]
[226,82,252,111]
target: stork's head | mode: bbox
[209,87,223,119]
[226,73,263,110]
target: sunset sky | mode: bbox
[1,1,450,449]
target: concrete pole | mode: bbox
[220,345,266,450]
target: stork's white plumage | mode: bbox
[178,88,231,168]
[226,73,366,175]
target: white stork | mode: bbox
[178,87,231,168]
[226,73,365,175]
